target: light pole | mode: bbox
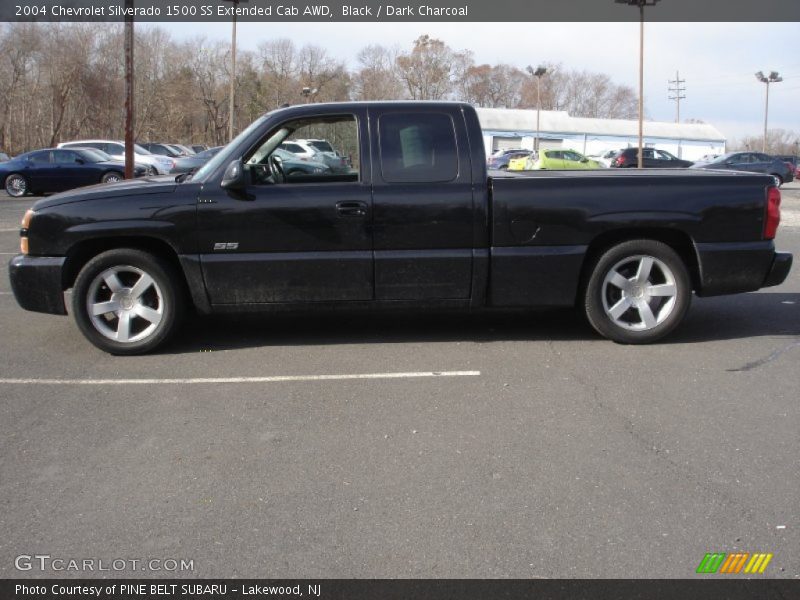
[526,65,547,152]
[615,0,660,168]
[755,71,782,153]
[221,0,248,142]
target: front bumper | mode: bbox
[763,251,793,288]
[8,255,67,315]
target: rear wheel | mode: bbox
[72,249,185,354]
[5,174,28,197]
[770,174,783,187]
[584,240,691,344]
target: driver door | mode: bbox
[197,110,374,305]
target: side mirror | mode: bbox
[221,159,246,191]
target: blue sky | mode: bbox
[151,21,800,141]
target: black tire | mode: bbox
[72,249,185,355]
[770,174,783,187]
[584,239,691,344]
[100,171,124,184]
[4,173,28,197]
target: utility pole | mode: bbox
[668,71,686,123]
[221,0,248,142]
[123,0,134,179]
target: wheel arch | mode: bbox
[577,227,700,303]
[63,236,190,299]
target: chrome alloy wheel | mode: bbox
[86,265,164,343]
[5,174,27,197]
[601,255,678,331]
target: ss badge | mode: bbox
[213,242,239,251]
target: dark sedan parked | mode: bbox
[1,148,145,197]
[169,146,224,175]
[611,147,693,168]
[691,152,794,185]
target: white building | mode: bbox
[476,107,726,161]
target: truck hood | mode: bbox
[32,175,178,210]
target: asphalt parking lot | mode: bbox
[0,184,798,579]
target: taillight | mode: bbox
[614,155,625,166]
[764,186,781,240]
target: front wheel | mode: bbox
[101,171,123,184]
[5,174,28,197]
[72,249,185,354]
[584,240,691,344]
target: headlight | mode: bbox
[20,209,34,255]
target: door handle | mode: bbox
[336,201,367,217]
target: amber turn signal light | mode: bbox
[20,209,34,255]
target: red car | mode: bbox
[778,156,799,179]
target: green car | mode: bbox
[528,149,603,170]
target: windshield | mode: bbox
[192,115,268,181]
[709,153,734,164]
[134,144,153,155]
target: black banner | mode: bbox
[3,580,800,600]
[3,0,800,23]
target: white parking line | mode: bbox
[0,371,481,385]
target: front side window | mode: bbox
[246,114,359,185]
[378,112,458,183]
[54,150,78,164]
[656,150,675,161]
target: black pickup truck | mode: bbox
[9,102,793,354]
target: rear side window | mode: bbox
[379,112,458,183]
[28,151,51,164]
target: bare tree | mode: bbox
[0,24,652,155]
[732,129,800,155]
[458,63,526,108]
[352,44,405,100]
[396,35,470,100]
